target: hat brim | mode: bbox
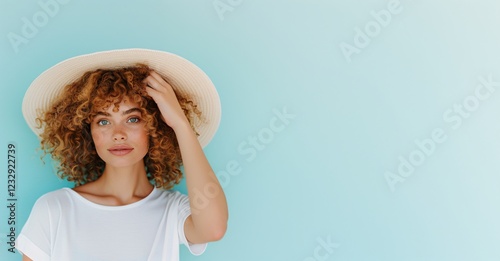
[22,48,221,148]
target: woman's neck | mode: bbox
[93,163,154,204]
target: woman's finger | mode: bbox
[143,75,160,90]
[144,72,175,95]
[150,71,168,85]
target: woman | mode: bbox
[16,49,228,261]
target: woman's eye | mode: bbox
[97,119,109,126]
[128,117,140,123]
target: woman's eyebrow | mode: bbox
[95,111,110,117]
[123,108,142,115]
[94,108,141,117]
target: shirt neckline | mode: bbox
[63,186,158,210]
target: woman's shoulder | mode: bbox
[33,187,73,205]
[156,188,186,199]
[150,188,189,207]
[26,188,73,217]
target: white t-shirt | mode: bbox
[16,187,207,261]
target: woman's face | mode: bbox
[90,99,149,169]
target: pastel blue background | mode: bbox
[1,0,500,260]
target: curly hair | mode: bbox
[37,64,201,189]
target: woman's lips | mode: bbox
[108,146,134,156]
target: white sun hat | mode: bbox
[22,48,221,148]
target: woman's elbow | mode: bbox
[209,221,227,241]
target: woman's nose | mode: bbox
[112,127,127,141]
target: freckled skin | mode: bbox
[91,100,149,169]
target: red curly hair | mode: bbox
[37,64,201,189]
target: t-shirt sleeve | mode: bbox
[177,192,208,256]
[16,196,53,261]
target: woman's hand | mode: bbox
[143,71,190,130]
